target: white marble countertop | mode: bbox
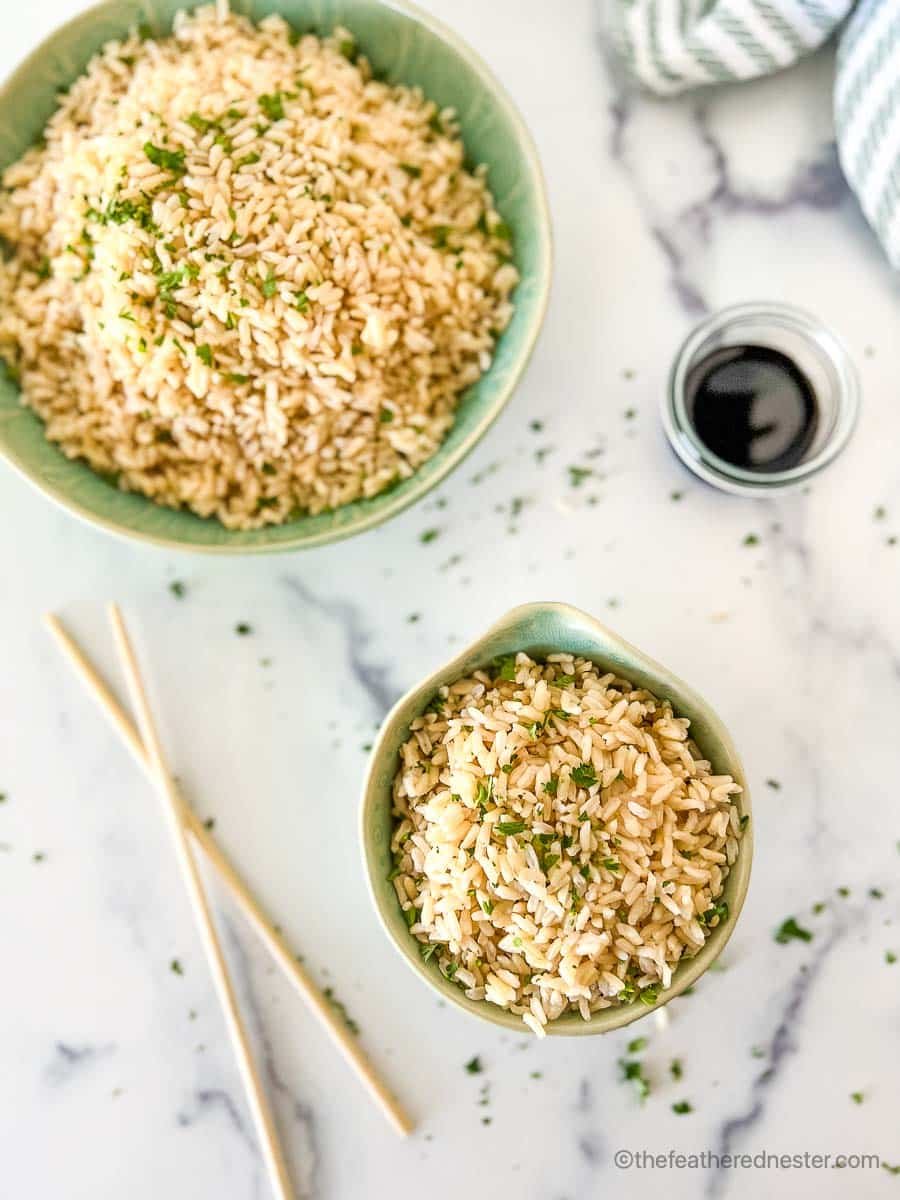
[4,2,900,1197]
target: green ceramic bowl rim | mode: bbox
[360,601,753,1035]
[0,0,552,554]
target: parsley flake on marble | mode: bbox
[774,917,813,944]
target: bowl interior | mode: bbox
[0,0,550,551]
[361,602,753,1034]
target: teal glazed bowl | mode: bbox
[361,602,753,1035]
[0,0,551,552]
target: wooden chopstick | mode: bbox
[44,612,413,1138]
[107,604,296,1200]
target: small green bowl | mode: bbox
[0,0,551,552]
[361,602,753,1035]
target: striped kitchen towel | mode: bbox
[610,0,900,267]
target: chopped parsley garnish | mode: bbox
[698,901,729,927]
[602,858,621,873]
[474,778,494,811]
[619,1058,650,1102]
[554,674,575,687]
[170,958,183,975]
[144,142,187,174]
[670,1058,683,1080]
[196,344,213,367]
[672,1100,693,1115]
[338,35,357,61]
[420,943,437,963]
[323,987,360,1035]
[258,92,285,122]
[261,270,278,299]
[399,162,422,178]
[403,906,417,928]
[226,372,249,385]
[295,291,310,312]
[568,465,593,488]
[481,898,494,915]
[766,778,781,790]
[169,580,186,599]
[105,196,159,233]
[571,763,598,788]
[465,1056,483,1075]
[237,152,261,167]
[542,777,558,796]
[234,622,252,636]
[495,654,517,681]
[419,528,439,544]
[887,950,897,965]
[495,821,526,836]
[187,112,218,135]
[851,1091,864,1104]
[639,984,660,1006]
[378,407,393,423]
[743,533,760,547]
[774,916,813,944]
[627,1037,647,1054]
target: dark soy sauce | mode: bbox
[684,344,818,473]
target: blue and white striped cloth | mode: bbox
[610,0,900,267]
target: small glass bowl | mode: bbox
[664,302,860,494]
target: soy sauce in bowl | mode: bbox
[665,303,859,495]
[683,344,818,474]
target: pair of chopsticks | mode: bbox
[45,608,412,1200]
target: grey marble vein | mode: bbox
[45,1041,116,1085]
[176,1087,255,1151]
[705,929,840,1199]
[282,575,399,718]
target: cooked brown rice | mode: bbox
[0,5,517,528]
[390,652,744,1035]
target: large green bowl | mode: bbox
[0,0,551,552]
[361,602,753,1035]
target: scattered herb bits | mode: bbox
[774,917,813,944]
[619,1059,650,1102]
